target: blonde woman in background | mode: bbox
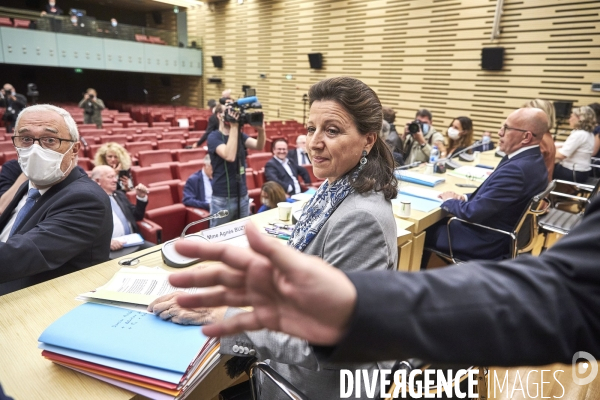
[554,106,596,183]
[523,99,556,180]
[94,142,133,191]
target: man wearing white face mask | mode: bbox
[402,108,446,164]
[0,104,112,295]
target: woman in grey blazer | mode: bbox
[149,77,398,399]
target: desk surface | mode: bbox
[0,201,412,400]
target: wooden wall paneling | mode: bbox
[187,0,599,143]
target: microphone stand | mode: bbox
[436,141,483,170]
[302,94,308,126]
[180,210,229,238]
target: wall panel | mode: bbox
[189,0,599,140]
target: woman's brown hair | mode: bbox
[261,181,287,209]
[308,77,397,200]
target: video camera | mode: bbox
[407,120,423,134]
[224,96,264,127]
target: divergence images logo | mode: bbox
[572,351,598,386]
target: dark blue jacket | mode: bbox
[182,170,211,211]
[264,158,311,195]
[427,147,548,260]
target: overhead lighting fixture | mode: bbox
[238,0,244,4]
[149,0,204,8]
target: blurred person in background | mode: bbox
[78,88,105,128]
[182,154,213,211]
[554,106,595,183]
[380,120,404,166]
[94,142,133,191]
[0,84,27,134]
[445,116,474,158]
[382,106,403,154]
[287,134,311,165]
[257,181,291,213]
[265,138,311,196]
[523,99,556,180]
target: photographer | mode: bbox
[0,84,27,133]
[78,88,105,128]
[402,108,446,164]
[207,103,265,227]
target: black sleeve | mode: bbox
[0,160,22,197]
[318,197,600,367]
[198,115,220,146]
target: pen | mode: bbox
[270,233,291,240]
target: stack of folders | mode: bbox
[395,170,446,187]
[38,267,221,400]
[447,166,493,182]
[399,186,443,203]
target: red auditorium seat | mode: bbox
[187,131,205,139]
[125,141,154,157]
[148,36,166,45]
[131,133,159,142]
[174,161,204,180]
[13,19,30,29]
[86,144,103,160]
[194,119,208,131]
[303,164,326,186]
[144,204,208,242]
[246,153,272,171]
[111,128,137,136]
[77,158,93,171]
[0,18,12,27]
[157,140,185,150]
[0,142,15,153]
[100,135,130,145]
[138,150,173,167]
[130,165,174,186]
[135,34,151,43]
[140,127,165,134]
[254,169,265,188]
[162,132,189,140]
[151,122,171,128]
[172,148,206,163]
[136,185,174,210]
[2,151,17,163]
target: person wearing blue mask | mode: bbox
[401,108,446,164]
[473,131,496,152]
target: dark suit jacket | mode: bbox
[0,160,21,197]
[182,170,210,211]
[0,168,112,294]
[318,195,600,367]
[264,157,311,195]
[472,140,496,152]
[287,148,311,165]
[426,147,548,260]
[112,190,147,234]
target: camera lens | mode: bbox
[408,122,420,134]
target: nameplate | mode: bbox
[199,219,247,242]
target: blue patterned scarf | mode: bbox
[288,174,354,252]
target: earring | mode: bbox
[358,150,368,171]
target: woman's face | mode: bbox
[105,150,120,168]
[260,190,271,208]
[450,119,463,134]
[569,112,579,129]
[306,100,375,183]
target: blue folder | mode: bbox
[38,303,209,374]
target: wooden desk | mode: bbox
[0,205,412,400]
[393,151,502,270]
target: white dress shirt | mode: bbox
[275,157,301,194]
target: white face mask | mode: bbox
[17,143,73,187]
[422,123,430,135]
[261,198,271,208]
[111,21,118,27]
[447,127,461,140]
[482,135,491,144]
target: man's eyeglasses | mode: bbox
[500,124,537,138]
[12,136,75,151]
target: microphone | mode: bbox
[180,209,228,238]
[437,140,482,170]
[394,162,421,171]
[161,210,230,268]
[231,96,258,107]
[170,94,181,102]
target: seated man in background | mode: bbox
[0,84,27,134]
[287,134,311,165]
[423,107,548,264]
[91,165,153,258]
[382,106,403,154]
[182,154,212,211]
[472,131,496,152]
[265,138,311,196]
[0,104,112,295]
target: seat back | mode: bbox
[138,150,173,167]
[172,148,207,163]
[144,185,175,210]
[145,204,187,242]
[157,139,185,150]
[175,161,204,181]
[514,180,556,256]
[100,135,129,145]
[130,165,174,186]
[125,141,154,156]
[246,153,272,171]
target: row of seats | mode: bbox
[0,17,30,29]
[134,34,166,45]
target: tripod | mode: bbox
[302,94,308,126]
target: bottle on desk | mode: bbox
[427,146,439,174]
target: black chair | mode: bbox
[248,361,309,400]
[426,181,555,264]
[538,178,600,236]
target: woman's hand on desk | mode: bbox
[166,223,357,346]
[147,292,227,325]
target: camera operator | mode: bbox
[78,88,105,128]
[0,84,27,134]
[207,103,265,227]
[402,108,446,164]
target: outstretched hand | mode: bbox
[169,222,357,345]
